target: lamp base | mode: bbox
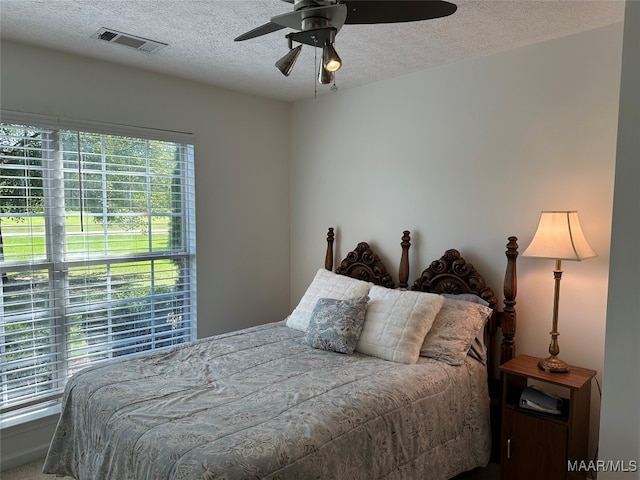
[538,355,569,373]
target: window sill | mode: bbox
[0,402,61,430]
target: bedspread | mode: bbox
[43,321,490,480]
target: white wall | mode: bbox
[1,40,292,338]
[598,1,640,477]
[290,23,624,460]
[0,40,291,469]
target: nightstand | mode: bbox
[500,354,596,480]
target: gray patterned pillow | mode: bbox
[420,297,493,366]
[441,293,490,364]
[306,296,369,354]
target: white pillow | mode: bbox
[286,269,373,332]
[420,297,493,366]
[355,286,444,364]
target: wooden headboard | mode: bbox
[323,227,519,375]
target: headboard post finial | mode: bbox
[325,227,335,271]
[398,230,411,289]
[501,236,518,364]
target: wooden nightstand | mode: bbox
[500,355,596,480]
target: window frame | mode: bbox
[0,111,197,427]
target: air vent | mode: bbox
[91,28,167,53]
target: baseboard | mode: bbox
[0,443,49,472]
[0,414,58,472]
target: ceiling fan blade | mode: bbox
[342,0,457,24]
[236,4,347,42]
[234,22,286,42]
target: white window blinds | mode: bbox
[0,118,196,422]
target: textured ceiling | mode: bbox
[0,0,625,102]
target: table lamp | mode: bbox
[522,211,596,373]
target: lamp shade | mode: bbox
[275,45,302,77]
[318,65,334,84]
[522,211,596,261]
[322,41,342,72]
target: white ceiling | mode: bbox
[0,0,625,102]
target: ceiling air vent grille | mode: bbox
[91,28,167,53]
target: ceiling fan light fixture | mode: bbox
[275,44,302,76]
[322,41,341,72]
[235,0,458,89]
[318,65,334,84]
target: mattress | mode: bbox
[43,321,491,479]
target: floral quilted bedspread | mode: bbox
[43,321,490,479]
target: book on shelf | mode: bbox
[519,385,563,415]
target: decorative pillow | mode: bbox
[441,293,490,307]
[306,296,369,354]
[355,286,444,364]
[420,297,493,366]
[441,293,491,364]
[286,269,373,332]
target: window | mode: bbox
[0,114,196,424]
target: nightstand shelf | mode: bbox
[500,355,596,480]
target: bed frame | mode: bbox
[324,227,518,370]
[324,227,518,457]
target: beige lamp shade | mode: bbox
[522,211,596,261]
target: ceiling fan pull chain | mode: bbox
[314,37,318,99]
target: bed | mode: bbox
[43,227,519,480]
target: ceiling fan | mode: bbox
[235,0,457,84]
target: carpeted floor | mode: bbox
[1,459,66,480]
[2,459,500,480]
